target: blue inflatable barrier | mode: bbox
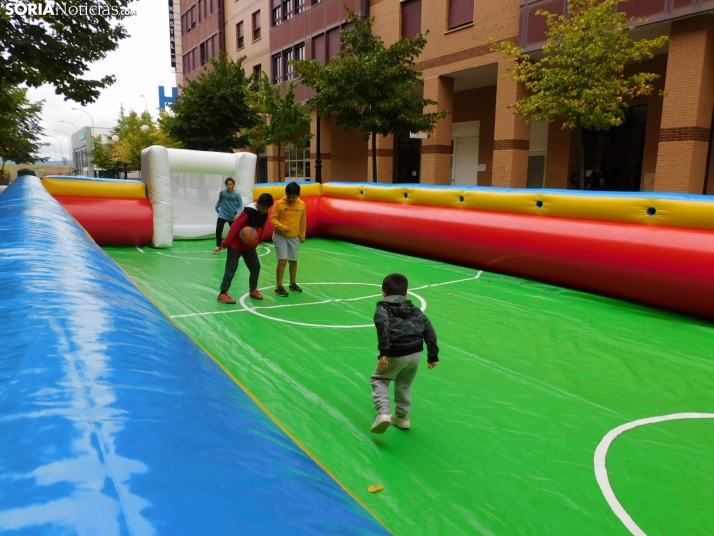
[0,176,387,535]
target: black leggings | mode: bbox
[220,247,260,294]
[216,218,234,247]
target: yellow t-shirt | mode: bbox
[270,196,307,240]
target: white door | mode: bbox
[453,136,480,186]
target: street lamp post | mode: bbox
[110,134,127,179]
[45,135,62,161]
[139,94,149,114]
[315,113,322,184]
[139,95,151,126]
[60,120,79,133]
[53,129,74,174]
[71,107,95,137]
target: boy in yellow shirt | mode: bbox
[269,182,307,297]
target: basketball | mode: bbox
[239,226,259,246]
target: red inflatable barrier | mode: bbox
[317,197,714,322]
[54,195,154,246]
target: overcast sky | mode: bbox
[31,0,178,161]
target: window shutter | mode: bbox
[448,0,472,29]
[401,0,422,39]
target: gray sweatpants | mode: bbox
[370,351,422,418]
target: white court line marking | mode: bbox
[329,251,362,258]
[594,412,714,536]
[136,246,144,253]
[239,283,426,328]
[170,274,481,325]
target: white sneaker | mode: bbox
[391,414,410,429]
[371,414,392,434]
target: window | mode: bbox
[190,6,196,28]
[237,21,244,49]
[272,54,282,84]
[210,34,218,59]
[401,0,422,39]
[295,43,305,62]
[283,49,294,80]
[200,42,207,65]
[296,0,305,14]
[184,47,198,73]
[272,4,282,26]
[252,10,261,39]
[285,142,311,179]
[448,0,473,29]
[283,0,293,20]
[253,64,262,83]
[198,0,204,22]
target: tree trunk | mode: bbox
[372,130,377,183]
[278,144,282,181]
[577,121,586,190]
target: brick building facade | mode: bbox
[177,0,714,193]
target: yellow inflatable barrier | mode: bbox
[42,178,147,199]
[257,182,714,231]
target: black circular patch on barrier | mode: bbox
[360,190,364,195]
[459,196,464,202]
[404,193,408,199]
[647,207,656,216]
[536,200,543,208]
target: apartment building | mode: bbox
[180,0,225,82]
[177,0,714,193]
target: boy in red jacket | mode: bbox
[216,193,274,304]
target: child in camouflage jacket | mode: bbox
[370,273,439,434]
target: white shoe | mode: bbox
[391,414,410,429]
[371,414,392,434]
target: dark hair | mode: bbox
[286,181,300,196]
[257,193,274,207]
[225,177,235,185]
[382,273,408,296]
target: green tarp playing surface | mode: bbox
[106,238,714,536]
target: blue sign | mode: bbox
[159,86,178,109]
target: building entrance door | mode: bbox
[451,121,480,186]
[583,105,648,191]
[452,137,480,185]
[395,137,422,183]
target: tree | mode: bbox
[0,84,46,173]
[244,74,313,180]
[293,9,447,182]
[491,0,668,189]
[0,0,136,104]
[88,108,180,174]
[87,134,115,171]
[163,52,258,152]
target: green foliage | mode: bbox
[0,0,136,104]
[163,52,258,152]
[0,84,46,172]
[293,9,446,181]
[244,74,313,177]
[492,0,668,130]
[490,0,668,188]
[87,134,115,171]
[88,108,180,171]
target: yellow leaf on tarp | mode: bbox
[368,485,384,493]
